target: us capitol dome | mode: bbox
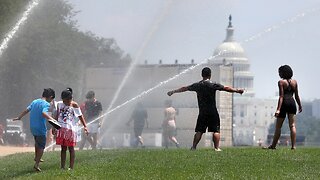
[209,15,255,97]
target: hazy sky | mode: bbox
[67,0,320,100]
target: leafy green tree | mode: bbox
[0,0,30,40]
[0,0,131,128]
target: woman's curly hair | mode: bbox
[278,65,293,79]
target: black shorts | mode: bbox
[278,98,297,118]
[195,113,220,133]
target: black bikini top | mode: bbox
[283,79,294,98]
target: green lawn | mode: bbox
[1,147,319,179]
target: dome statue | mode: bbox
[210,15,255,97]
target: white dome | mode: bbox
[210,16,255,97]
[213,42,246,58]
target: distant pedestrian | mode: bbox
[54,88,88,170]
[79,90,102,150]
[126,102,148,147]
[257,138,262,147]
[0,123,4,145]
[12,88,56,172]
[162,100,180,148]
[167,67,244,151]
[264,65,302,150]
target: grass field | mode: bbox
[0,147,319,179]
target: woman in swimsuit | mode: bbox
[266,65,302,150]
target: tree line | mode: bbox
[0,0,131,125]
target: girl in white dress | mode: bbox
[55,88,88,170]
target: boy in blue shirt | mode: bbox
[13,88,56,172]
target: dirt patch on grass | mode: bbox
[0,146,34,157]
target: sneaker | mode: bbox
[262,145,276,150]
[214,148,222,152]
[33,166,41,172]
[190,147,196,151]
[34,158,44,162]
[176,143,180,148]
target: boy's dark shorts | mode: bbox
[195,113,220,133]
[34,135,46,149]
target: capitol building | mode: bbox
[210,15,277,145]
[84,16,277,147]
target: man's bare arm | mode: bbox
[167,86,188,96]
[223,86,244,94]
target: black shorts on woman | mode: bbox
[278,97,297,118]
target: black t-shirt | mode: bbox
[84,100,102,122]
[187,80,224,115]
[132,107,148,128]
